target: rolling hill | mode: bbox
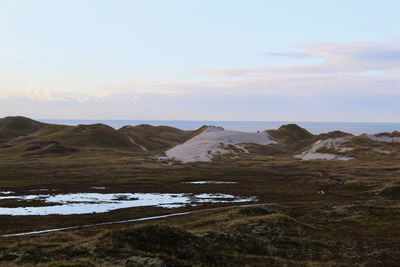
[119,124,194,151]
[0,116,399,161]
[0,116,47,140]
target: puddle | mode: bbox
[183,181,237,184]
[0,193,256,216]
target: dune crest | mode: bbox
[165,126,276,162]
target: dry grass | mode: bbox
[0,117,400,265]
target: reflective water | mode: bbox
[0,193,256,216]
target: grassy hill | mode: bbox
[40,123,141,150]
[261,124,315,153]
[267,124,314,145]
[119,124,194,151]
[0,116,46,140]
[316,130,352,140]
[0,117,145,155]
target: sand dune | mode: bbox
[294,137,353,161]
[165,126,276,162]
[367,134,400,143]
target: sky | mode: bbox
[0,0,400,122]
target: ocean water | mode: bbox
[39,119,400,135]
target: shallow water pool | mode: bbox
[0,192,256,216]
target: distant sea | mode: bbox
[38,120,400,135]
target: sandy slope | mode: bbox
[165,126,276,162]
[127,136,148,151]
[294,137,353,161]
[367,134,400,143]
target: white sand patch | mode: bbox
[0,192,256,216]
[128,136,148,151]
[294,137,353,161]
[368,134,400,143]
[165,126,276,163]
[373,148,391,154]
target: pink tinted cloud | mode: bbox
[202,41,400,77]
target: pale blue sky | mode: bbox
[1,0,399,121]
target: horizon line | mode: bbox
[36,118,400,124]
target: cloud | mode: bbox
[265,52,316,58]
[89,72,400,97]
[0,55,27,59]
[0,83,143,105]
[1,41,399,108]
[25,84,59,101]
[131,95,139,102]
[362,24,391,31]
[202,41,400,77]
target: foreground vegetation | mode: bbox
[0,117,399,266]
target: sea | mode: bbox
[39,119,400,135]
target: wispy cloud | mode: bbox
[362,24,392,31]
[265,52,316,58]
[0,55,27,59]
[1,41,400,107]
[25,84,59,101]
[202,41,400,77]
[0,83,142,105]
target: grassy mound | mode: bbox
[317,130,352,139]
[119,124,194,151]
[41,123,141,150]
[268,124,314,143]
[375,131,400,138]
[22,141,77,157]
[265,124,315,152]
[106,224,271,266]
[0,116,46,140]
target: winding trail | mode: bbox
[2,203,265,237]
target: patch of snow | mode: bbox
[91,187,107,190]
[294,137,353,161]
[368,134,400,143]
[128,136,148,151]
[0,192,256,216]
[165,126,276,163]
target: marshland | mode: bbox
[0,116,400,266]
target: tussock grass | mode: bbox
[0,117,400,265]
